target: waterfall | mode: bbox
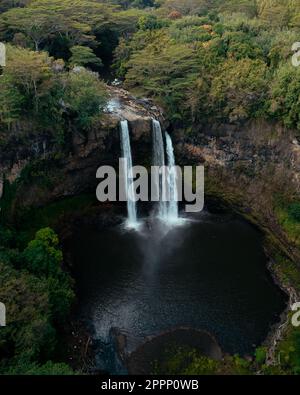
[152,120,179,224]
[152,119,167,219]
[166,132,179,222]
[120,120,139,229]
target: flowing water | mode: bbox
[152,120,179,225]
[152,119,167,220]
[120,120,139,230]
[165,131,179,223]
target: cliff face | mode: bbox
[1,88,299,262]
[0,87,165,207]
[176,120,300,190]
[174,119,300,261]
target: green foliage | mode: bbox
[218,0,257,17]
[0,45,107,138]
[1,0,300,377]
[161,0,214,16]
[255,347,267,365]
[153,347,220,375]
[63,68,107,130]
[104,0,155,9]
[69,45,102,68]
[0,74,24,127]
[270,65,300,131]
[138,14,168,30]
[124,30,205,120]
[0,0,117,51]
[1,45,52,114]
[23,227,62,277]
[0,225,74,374]
[5,360,74,375]
[288,203,300,223]
[257,0,291,28]
[111,0,300,131]
[0,261,56,363]
[23,227,75,322]
[153,346,253,375]
[210,58,268,122]
[277,326,300,375]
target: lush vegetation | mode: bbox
[0,226,75,374]
[153,346,253,375]
[1,0,300,375]
[1,0,300,136]
[112,0,300,129]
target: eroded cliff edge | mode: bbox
[0,86,165,207]
[1,88,299,266]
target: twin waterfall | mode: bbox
[120,119,179,230]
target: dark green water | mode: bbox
[71,211,286,372]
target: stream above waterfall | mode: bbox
[70,209,287,374]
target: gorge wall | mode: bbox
[1,88,300,264]
[0,87,164,208]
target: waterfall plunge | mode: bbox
[119,119,180,230]
[152,120,179,225]
[152,120,168,219]
[165,131,179,222]
[120,120,139,230]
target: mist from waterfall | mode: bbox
[120,120,139,230]
[152,120,179,225]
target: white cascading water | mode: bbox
[152,119,168,219]
[152,120,179,224]
[165,131,179,222]
[120,120,139,229]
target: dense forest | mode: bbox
[1,0,300,376]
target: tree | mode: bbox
[0,74,24,128]
[0,261,56,362]
[63,68,107,130]
[3,45,52,112]
[0,0,117,51]
[210,58,268,122]
[270,64,300,131]
[222,31,263,61]
[23,227,63,277]
[0,7,65,51]
[23,228,75,323]
[137,14,168,30]
[218,0,257,18]
[257,0,290,27]
[69,45,102,68]
[124,31,203,120]
[162,0,212,16]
